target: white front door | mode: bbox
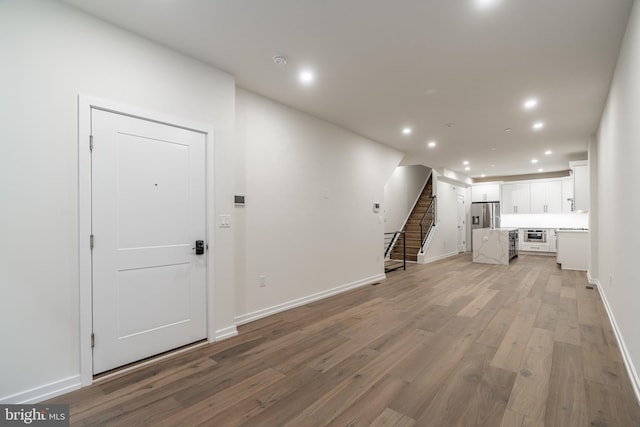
[457,194,466,253]
[91,109,207,374]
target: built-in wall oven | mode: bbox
[524,229,547,243]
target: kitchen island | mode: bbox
[473,228,519,265]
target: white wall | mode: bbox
[234,88,403,321]
[420,172,467,263]
[383,165,431,233]
[0,0,236,402]
[594,0,640,400]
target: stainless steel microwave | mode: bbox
[524,229,547,243]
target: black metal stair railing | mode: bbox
[384,231,406,272]
[419,196,437,249]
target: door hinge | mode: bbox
[89,135,94,151]
[91,333,95,348]
[90,234,94,250]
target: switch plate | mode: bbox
[219,214,231,228]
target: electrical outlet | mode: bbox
[259,275,267,287]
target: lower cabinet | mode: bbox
[518,229,556,253]
[556,231,588,270]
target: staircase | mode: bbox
[390,175,435,262]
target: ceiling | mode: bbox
[60,0,633,179]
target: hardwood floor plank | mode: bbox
[533,302,557,331]
[415,343,496,426]
[457,289,499,317]
[584,379,640,427]
[369,407,416,427]
[287,328,429,426]
[155,368,285,427]
[414,304,459,333]
[476,306,518,347]
[325,375,408,427]
[545,341,588,426]
[506,328,554,422]
[456,365,516,427]
[581,340,625,387]
[387,326,479,419]
[490,312,537,373]
[554,296,581,346]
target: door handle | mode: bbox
[194,240,205,255]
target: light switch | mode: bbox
[219,214,231,228]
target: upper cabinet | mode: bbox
[502,183,531,214]
[472,183,500,202]
[570,161,589,211]
[499,163,588,215]
[530,180,562,214]
[561,178,574,213]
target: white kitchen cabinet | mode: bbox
[570,161,589,211]
[518,228,557,253]
[556,230,588,270]
[530,180,562,214]
[502,183,530,214]
[561,178,574,213]
[472,183,500,202]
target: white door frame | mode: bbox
[457,194,466,253]
[78,94,216,386]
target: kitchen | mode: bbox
[471,160,589,270]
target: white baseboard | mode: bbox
[0,375,81,404]
[234,274,386,326]
[594,278,640,406]
[214,325,238,341]
[587,270,599,285]
[419,250,459,265]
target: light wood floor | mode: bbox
[49,254,640,426]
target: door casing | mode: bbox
[78,95,216,386]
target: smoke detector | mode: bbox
[272,55,288,66]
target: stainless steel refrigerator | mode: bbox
[471,202,501,245]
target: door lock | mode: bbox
[194,240,205,255]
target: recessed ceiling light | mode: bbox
[465,167,471,171]
[299,70,314,84]
[475,0,500,9]
[427,141,437,148]
[402,127,412,135]
[545,150,552,155]
[533,122,544,130]
[463,161,469,165]
[524,98,538,109]
[531,159,539,164]
[481,174,486,178]
[504,128,512,132]
[538,168,544,172]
